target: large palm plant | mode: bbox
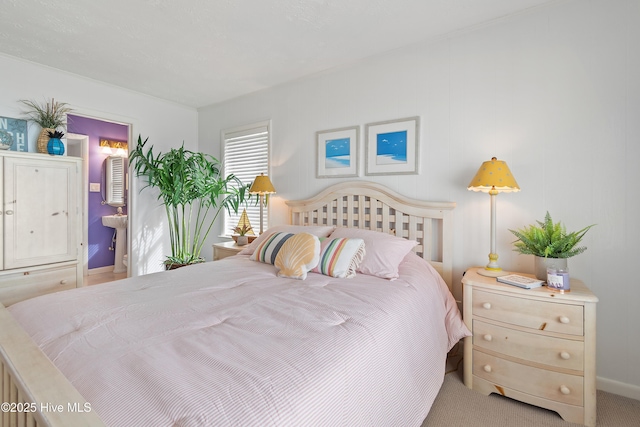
[130,135,250,268]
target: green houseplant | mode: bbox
[20,98,73,153]
[130,135,250,269]
[509,211,595,279]
[233,224,252,236]
[232,223,253,246]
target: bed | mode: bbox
[0,181,469,427]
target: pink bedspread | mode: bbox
[9,253,469,426]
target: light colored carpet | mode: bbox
[422,365,640,427]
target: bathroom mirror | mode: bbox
[102,155,127,207]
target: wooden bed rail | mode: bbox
[0,303,104,427]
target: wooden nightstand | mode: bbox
[212,242,244,260]
[462,267,598,427]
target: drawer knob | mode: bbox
[559,316,570,324]
[483,365,492,373]
[560,351,571,360]
[560,385,571,395]
[482,302,492,310]
[60,279,68,285]
[483,334,493,342]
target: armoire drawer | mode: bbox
[472,289,584,336]
[473,350,584,407]
[0,265,76,306]
[473,320,584,371]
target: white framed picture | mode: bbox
[365,116,419,176]
[316,126,359,178]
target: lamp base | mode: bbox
[477,267,510,278]
[479,252,509,277]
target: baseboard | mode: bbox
[597,376,640,401]
[87,266,114,275]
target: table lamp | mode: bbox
[249,173,276,234]
[468,157,520,277]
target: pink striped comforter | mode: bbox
[9,253,469,426]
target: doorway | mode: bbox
[66,115,131,285]
[66,133,89,277]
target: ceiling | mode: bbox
[1,0,555,108]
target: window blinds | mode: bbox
[222,122,270,236]
[106,156,126,206]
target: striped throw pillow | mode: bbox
[312,237,366,278]
[250,232,294,264]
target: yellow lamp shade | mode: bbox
[468,157,520,193]
[249,173,275,235]
[249,173,276,194]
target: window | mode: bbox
[222,121,270,236]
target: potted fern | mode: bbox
[130,135,250,269]
[509,212,595,280]
[20,98,73,153]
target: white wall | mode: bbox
[199,0,640,398]
[0,53,198,276]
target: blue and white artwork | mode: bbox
[325,137,351,169]
[376,130,407,165]
[0,116,28,152]
[317,126,359,178]
[365,116,419,176]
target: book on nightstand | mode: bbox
[496,274,544,289]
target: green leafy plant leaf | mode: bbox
[509,212,595,259]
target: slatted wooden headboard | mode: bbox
[285,181,456,290]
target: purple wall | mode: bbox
[68,115,128,270]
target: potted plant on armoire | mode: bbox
[20,98,73,154]
[129,135,250,269]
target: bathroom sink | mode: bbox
[102,215,127,229]
[102,215,128,274]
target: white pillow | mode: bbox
[328,228,417,279]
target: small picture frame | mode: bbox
[316,126,359,178]
[365,116,419,176]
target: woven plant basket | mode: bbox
[37,128,55,153]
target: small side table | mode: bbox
[213,242,244,261]
[462,267,598,427]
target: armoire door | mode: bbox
[3,156,78,270]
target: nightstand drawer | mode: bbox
[473,350,584,407]
[473,320,584,371]
[463,268,597,426]
[472,289,584,336]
